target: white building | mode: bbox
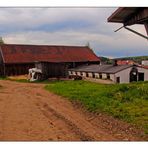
[142,60,148,66]
[68,64,148,84]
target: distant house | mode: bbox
[0,44,100,77]
[142,60,148,66]
[68,64,148,83]
[117,60,135,65]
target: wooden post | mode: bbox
[144,23,148,36]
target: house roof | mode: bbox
[117,60,135,65]
[108,7,148,25]
[69,64,132,74]
[0,44,100,64]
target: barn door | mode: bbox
[138,73,144,81]
[130,67,138,82]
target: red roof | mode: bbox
[0,44,100,64]
[117,60,135,65]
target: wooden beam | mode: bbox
[144,23,148,36]
[124,8,148,26]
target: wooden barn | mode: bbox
[0,44,100,77]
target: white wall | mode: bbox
[110,74,115,82]
[102,73,107,79]
[137,67,148,81]
[142,61,148,65]
[82,72,86,77]
[115,67,133,83]
[88,72,93,77]
[94,73,99,79]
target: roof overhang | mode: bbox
[108,7,148,26]
[108,7,148,38]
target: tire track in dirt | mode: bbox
[36,101,94,141]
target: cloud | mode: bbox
[0,8,147,58]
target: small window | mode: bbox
[80,72,83,76]
[107,74,110,79]
[116,77,120,83]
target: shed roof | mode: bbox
[69,64,132,74]
[0,44,100,64]
[108,7,148,25]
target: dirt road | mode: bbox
[0,80,145,141]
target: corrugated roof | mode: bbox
[0,44,100,64]
[69,64,132,74]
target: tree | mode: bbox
[0,37,4,44]
[85,41,90,48]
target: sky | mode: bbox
[0,7,147,58]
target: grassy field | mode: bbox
[45,80,148,134]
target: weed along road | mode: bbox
[0,80,144,141]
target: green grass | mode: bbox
[45,80,148,134]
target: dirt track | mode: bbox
[0,80,145,141]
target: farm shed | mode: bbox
[0,44,100,77]
[108,7,148,39]
[68,64,148,84]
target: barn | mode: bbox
[0,44,100,77]
[68,64,148,84]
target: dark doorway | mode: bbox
[86,72,89,77]
[99,74,102,79]
[92,72,95,78]
[116,77,120,83]
[130,67,138,82]
[138,73,144,81]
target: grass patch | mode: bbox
[45,80,148,134]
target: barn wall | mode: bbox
[4,63,35,76]
[0,48,4,76]
[35,62,68,78]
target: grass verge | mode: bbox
[45,80,148,134]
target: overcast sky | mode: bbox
[0,8,147,58]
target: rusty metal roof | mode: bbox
[0,44,100,64]
[108,7,148,25]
